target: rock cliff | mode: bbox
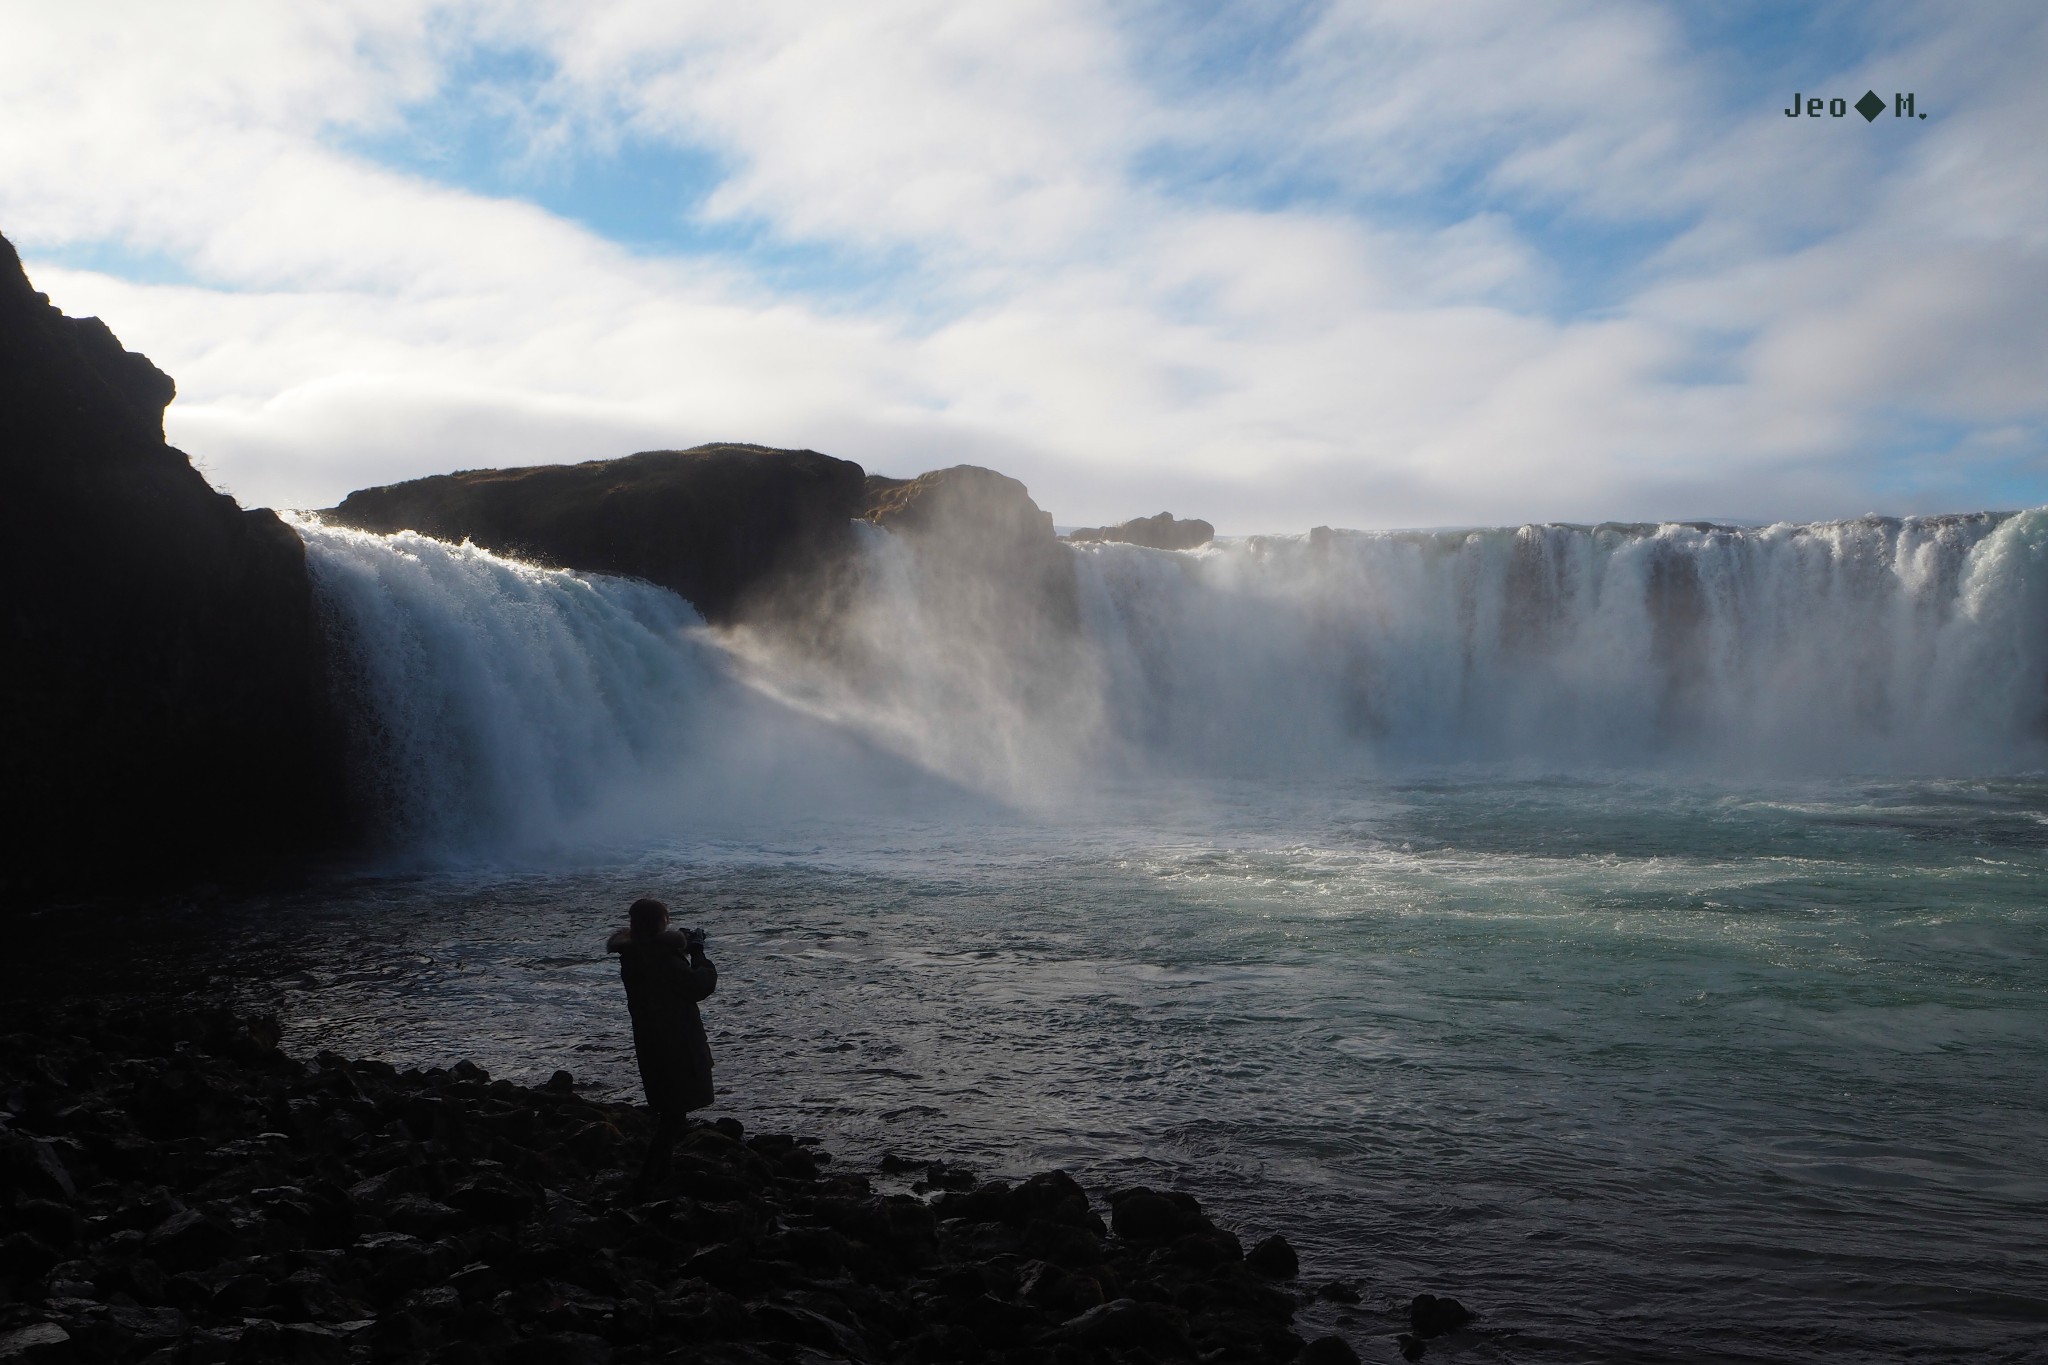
[1064,512,1214,551]
[325,445,868,624]
[862,465,1077,626]
[0,233,349,905]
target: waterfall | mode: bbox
[295,508,2048,858]
[1078,511,2048,772]
[297,518,723,858]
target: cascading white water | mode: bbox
[295,516,977,858]
[1077,510,2048,773]
[296,517,722,858]
[295,508,2048,857]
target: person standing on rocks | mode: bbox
[605,896,717,1193]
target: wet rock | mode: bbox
[85,1132,164,1180]
[382,1193,464,1237]
[116,1256,168,1305]
[1315,1280,1361,1304]
[1022,1218,1103,1270]
[256,1320,351,1365]
[345,1165,419,1207]
[544,1070,577,1095]
[0,1134,76,1201]
[447,1260,505,1303]
[751,1302,871,1359]
[208,1272,272,1316]
[1107,1187,1191,1242]
[1064,512,1215,551]
[145,1207,244,1270]
[11,1200,81,1250]
[910,1159,975,1193]
[400,1284,462,1321]
[1055,1297,1190,1351]
[0,1232,59,1281]
[362,1236,455,1302]
[1299,1334,1361,1365]
[1245,1233,1300,1280]
[273,1268,360,1323]
[1157,1228,1242,1270]
[0,1323,69,1360]
[1009,1171,1101,1232]
[1408,1292,1472,1338]
[507,1331,613,1365]
[107,1303,185,1347]
[1397,1332,1426,1361]
[366,1310,433,1355]
[685,1242,776,1297]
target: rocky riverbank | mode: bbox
[0,1000,1473,1365]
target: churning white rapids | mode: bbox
[236,511,2048,1362]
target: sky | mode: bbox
[2,2,2044,533]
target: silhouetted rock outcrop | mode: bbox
[0,232,349,906]
[326,445,868,624]
[1064,512,1214,551]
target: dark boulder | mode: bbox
[0,1134,77,1201]
[0,1323,72,1360]
[1409,1292,1473,1337]
[1107,1188,1193,1242]
[0,232,352,906]
[1245,1233,1299,1280]
[1065,510,1215,550]
[325,443,868,625]
[143,1208,244,1271]
[1055,1297,1190,1351]
[0,1232,60,1281]
[1300,1335,1361,1365]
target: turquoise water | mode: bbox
[214,773,2048,1363]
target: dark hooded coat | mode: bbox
[608,928,717,1115]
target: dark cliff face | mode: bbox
[0,233,351,905]
[325,444,869,624]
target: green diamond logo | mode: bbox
[1856,90,1885,122]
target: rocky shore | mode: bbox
[0,1000,1472,1365]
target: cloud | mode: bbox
[2,1,2043,530]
